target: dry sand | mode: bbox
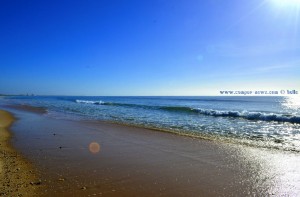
[0,110,42,196]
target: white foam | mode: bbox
[194,108,300,124]
[75,99,105,105]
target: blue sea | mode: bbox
[1,96,300,152]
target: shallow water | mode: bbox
[2,96,300,151]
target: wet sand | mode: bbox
[0,110,42,196]
[4,104,47,114]
[3,107,300,196]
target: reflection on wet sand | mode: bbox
[227,145,300,195]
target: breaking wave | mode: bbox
[75,100,300,124]
[75,100,105,105]
[194,109,300,124]
[160,106,300,124]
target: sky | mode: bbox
[0,0,299,96]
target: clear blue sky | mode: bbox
[1,0,299,96]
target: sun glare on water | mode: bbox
[282,95,300,111]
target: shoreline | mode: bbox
[0,110,42,196]
[7,107,300,196]
[5,103,299,153]
[1,106,300,196]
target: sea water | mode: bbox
[1,96,300,152]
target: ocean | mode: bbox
[1,96,300,152]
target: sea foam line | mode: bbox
[194,108,300,124]
[74,100,300,124]
[75,99,105,105]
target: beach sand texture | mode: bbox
[5,107,300,196]
[0,110,42,196]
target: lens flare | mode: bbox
[89,142,100,154]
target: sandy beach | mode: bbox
[1,0,300,195]
[1,106,300,196]
[0,110,42,196]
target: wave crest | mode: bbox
[159,106,300,124]
[74,100,300,124]
[75,99,105,105]
[194,108,300,124]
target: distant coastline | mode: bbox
[0,94,36,97]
